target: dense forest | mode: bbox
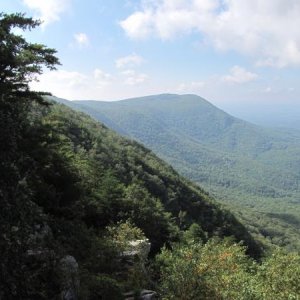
[61,94,300,252]
[1,12,300,299]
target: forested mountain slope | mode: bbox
[1,98,262,297]
[57,94,300,251]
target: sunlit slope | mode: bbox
[54,94,300,251]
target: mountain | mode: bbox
[1,98,262,298]
[56,94,300,251]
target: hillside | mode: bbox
[57,94,300,251]
[1,97,262,298]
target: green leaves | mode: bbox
[0,12,40,31]
[254,250,300,299]
[157,239,300,300]
[0,12,60,101]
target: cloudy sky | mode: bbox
[2,0,300,109]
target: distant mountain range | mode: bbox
[52,94,300,251]
[219,99,300,130]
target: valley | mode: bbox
[57,94,300,251]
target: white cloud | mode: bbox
[94,69,113,86]
[177,81,205,92]
[29,68,150,99]
[115,54,147,85]
[222,66,258,84]
[121,69,148,85]
[121,0,300,67]
[29,70,88,99]
[115,54,144,69]
[30,69,113,99]
[120,11,153,39]
[74,33,89,47]
[23,0,71,27]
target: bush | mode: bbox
[85,275,123,300]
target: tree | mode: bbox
[0,12,60,299]
[156,239,255,300]
[0,12,60,191]
[0,11,60,203]
[0,12,60,102]
[254,250,300,299]
[156,238,300,299]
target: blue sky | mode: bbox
[2,0,300,110]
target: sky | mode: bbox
[2,0,300,111]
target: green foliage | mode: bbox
[156,239,253,300]
[254,250,300,299]
[156,239,300,300]
[106,220,145,250]
[0,12,61,299]
[0,12,59,102]
[0,73,262,298]
[182,223,207,244]
[156,243,205,299]
[81,274,123,300]
[0,89,263,297]
[61,94,300,252]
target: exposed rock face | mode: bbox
[60,255,79,300]
[124,289,159,300]
[122,240,159,299]
[140,289,159,299]
[122,239,151,259]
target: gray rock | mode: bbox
[60,255,79,300]
[124,289,159,300]
[140,289,159,299]
[122,239,151,259]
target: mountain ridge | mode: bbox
[52,94,300,251]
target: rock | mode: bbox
[62,288,77,300]
[140,289,159,299]
[122,239,151,259]
[29,224,52,243]
[60,255,79,300]
[124,289,159,300]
